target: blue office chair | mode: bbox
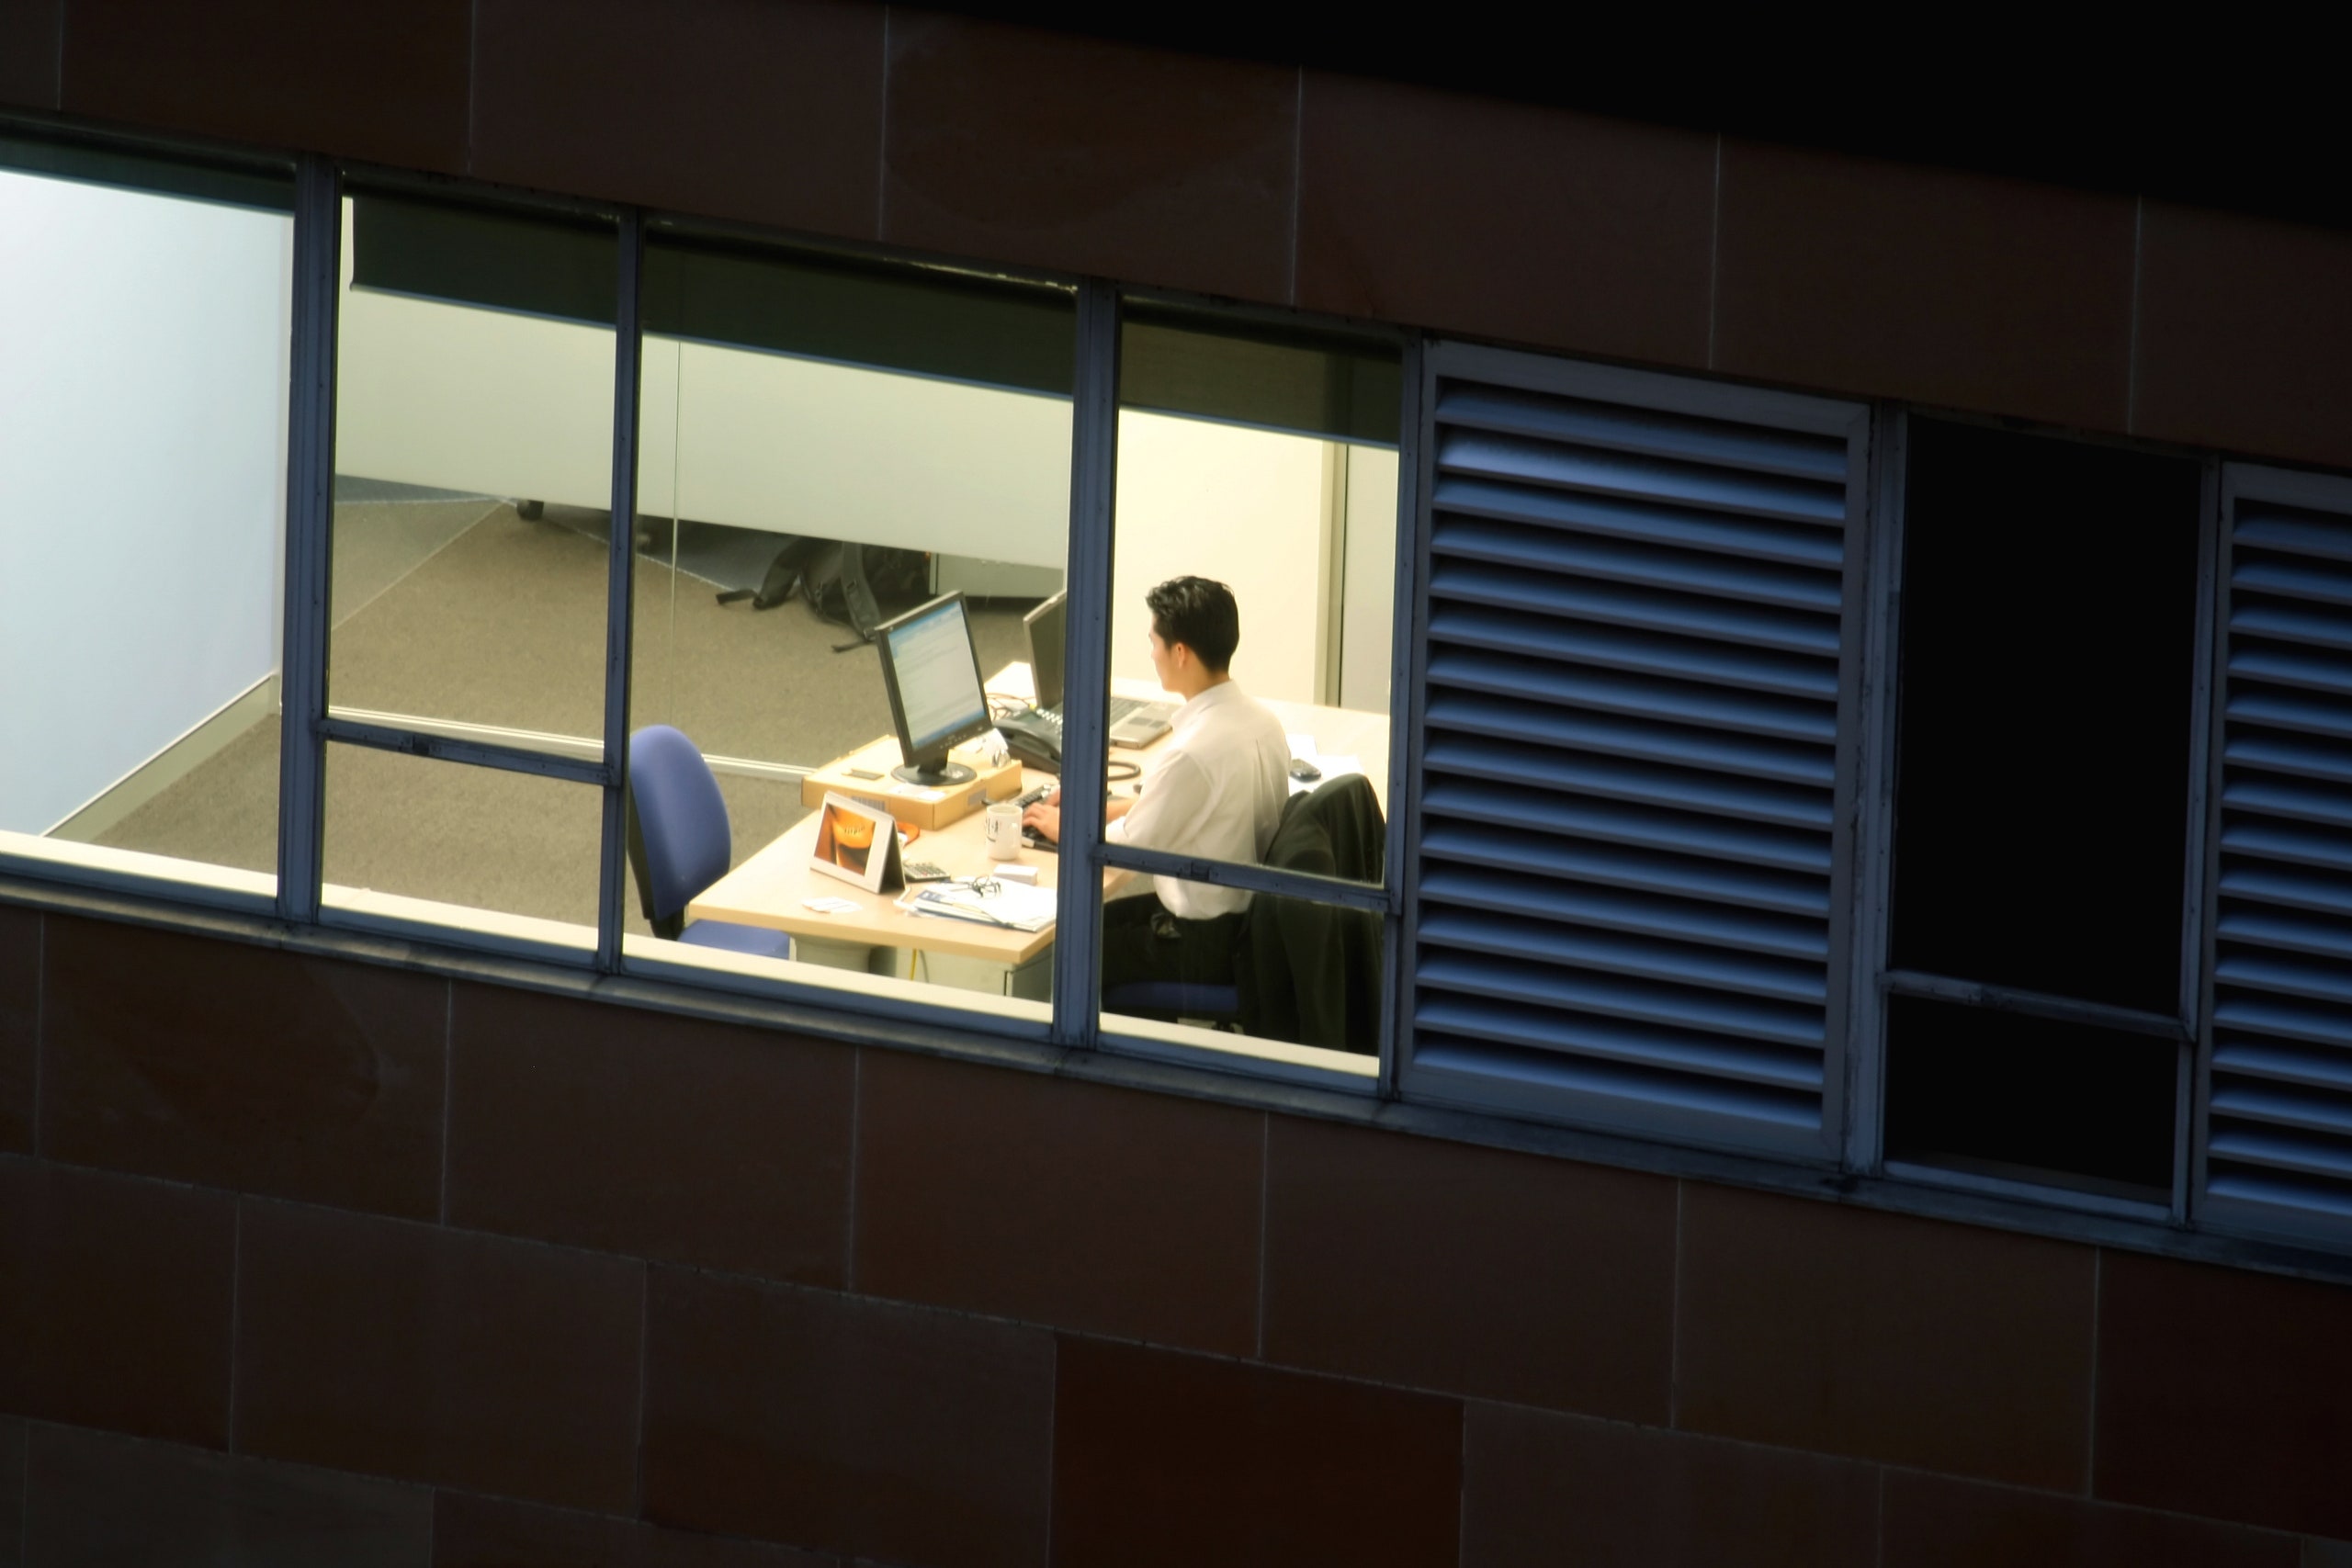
[626,725,793,959]
[1102,977,1244,1022]
[1102,777,1385,1039]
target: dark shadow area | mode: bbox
[923,6,2343,233]
[1884,991,2177,1198]
[1890,418,2201,1015]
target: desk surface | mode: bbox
[686,665,1389,964]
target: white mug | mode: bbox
[983,801,1023,861]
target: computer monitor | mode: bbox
[874,591,992,787]
[1023,589,1067,712]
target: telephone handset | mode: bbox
[993,709,1064,774]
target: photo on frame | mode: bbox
[810,791,903,893]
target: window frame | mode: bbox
[272,155,1424,1077]
[1077,285,1417,1086]
[1396,337,1871,1161]
[1857,405,2225,1224]
[0,118,300,919]
[2193,459,2352,1249]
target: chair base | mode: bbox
[679,919,793,960]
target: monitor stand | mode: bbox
[893,761,977,787]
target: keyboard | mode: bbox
[1035,696,1172,729]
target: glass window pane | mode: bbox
[0,141,292,893]
[1081,303,1401,890]
[1892,419,2201,1012]
[321,744,600,949]
[624,232,1071,1015]
[330,190,616,750]
[1099,870,1385,1069]
[1884,991,2177,1201]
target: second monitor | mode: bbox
[874,591,992,786]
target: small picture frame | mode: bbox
[809,791,904,894]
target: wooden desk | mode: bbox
[685,665,1390,994]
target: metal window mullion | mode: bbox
[1099,845,1392,912]
[333,158,623,223]
[2174,457,2223,1222]
[316,716,611,786]
[1817,401,1877,1168]
[276,153,340,925]
[1846,405,1906,1172]
[2190,465,2244,1224]
[1382,335,1433,1100]
[596,212,644,971]
[1814,405,1872,1162]
[1050,280,1119,1048]
[1881,968,2190,1041]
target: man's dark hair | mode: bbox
[1146,575,1240,673]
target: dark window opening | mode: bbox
[1884,993,2177,1199]
[1890,419,2201,1015]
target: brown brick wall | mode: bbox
[3,901,2348,1564]
[6,0,2351,473]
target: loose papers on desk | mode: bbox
[896,880,1057,932]
[1285,731,1364,795]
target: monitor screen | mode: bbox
[1023,589,1067,712]
[875,592,991,785]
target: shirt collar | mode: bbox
[1176,679,1242,725]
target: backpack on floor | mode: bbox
[719,536,932,652]
[715,535,827,612]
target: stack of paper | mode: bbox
[896,880,1057,932]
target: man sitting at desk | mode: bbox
[1022,576,1290,992]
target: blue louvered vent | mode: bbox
[2206,496,2352,1226]
[1408,370,1858,1154]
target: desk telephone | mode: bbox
[993,709,1063,774]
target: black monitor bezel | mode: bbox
[873,590,992,786]
[1023,588,1068,713]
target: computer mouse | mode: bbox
[1287,758,1323,782]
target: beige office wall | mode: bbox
[1339,446,1399,714]
[1111,412,1329,705]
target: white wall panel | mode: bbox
[0,169,290,833]
[1110,412,1330,705]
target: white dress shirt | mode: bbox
[1105,679,1291,919]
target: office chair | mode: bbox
[1234,775,1385,1055]
[1102,774,1386,1047]
[626,725,793,959]
[1102,976,1245,1025]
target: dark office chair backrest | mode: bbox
[626,725,733,940]
[1238,774,1385,1054]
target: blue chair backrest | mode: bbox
[628,726,732,924]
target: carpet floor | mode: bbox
[93,500,1041,931]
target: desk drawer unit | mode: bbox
[1401,344,1868,1160]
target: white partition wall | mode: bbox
[665,341,1070,565]
[335,194,1072,569]
[0,168,291,834]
